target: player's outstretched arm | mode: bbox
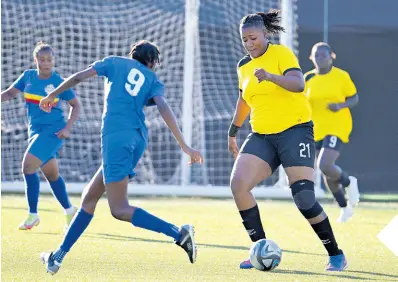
[40,67,97,112]
[1,87,20,102]
[153,95,203,164]
[228,90,251,159]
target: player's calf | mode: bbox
[291,179,346,268]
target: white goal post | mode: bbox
[1,0,325,199]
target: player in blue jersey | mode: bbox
[1,41,79,231]
[38,40,203,275]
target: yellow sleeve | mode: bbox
[342,72,357,98]
[303,71,315,97]
[278,46,302,75]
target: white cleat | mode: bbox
[18,214,40,230]
[347,176,360,207]
[40,252,61,275]
[336,205,354,223]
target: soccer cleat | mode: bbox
[64,206,78,232]
[336,204,354,223]
[240,258,254,269]
[40,252,62,275]
[347,176,360,207]
[175,224,197,263]
[325,252,348,271]
[18,214,40,230]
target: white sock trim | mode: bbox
[64,206,76,215]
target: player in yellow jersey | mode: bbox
[228,10,347,271]
[305,42,360,223]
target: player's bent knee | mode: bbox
[230,174,252,197]
[110,207,125,221]
[43,171,59,182]
[290,180,324,219]
[318,160,335,176]
[22,164,37,175]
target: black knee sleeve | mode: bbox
[291,180,323,219]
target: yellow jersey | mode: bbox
[237,44,311,134]
[304,67,357,143]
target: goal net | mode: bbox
[2,0,322,197]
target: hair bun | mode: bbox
[36,40,46,46]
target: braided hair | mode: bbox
[240,9,285,34]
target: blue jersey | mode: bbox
[12,69,76,136]
[91,56,164,137]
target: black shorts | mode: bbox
[315,135,343,152]
[240,122,316,173]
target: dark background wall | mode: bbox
[298,0,398,192]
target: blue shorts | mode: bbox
[26,133,64,164]
[101,129,146,184]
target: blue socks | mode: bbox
[49,176,72,209]
[131,208,181,241]
[55,208,181,263]
[24,173,71,214]
[60,209,93,253]
[23,172,40,213]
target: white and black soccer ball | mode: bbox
[249,239,282,271]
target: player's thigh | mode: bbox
[24,133,63,172]
[81,167,106,212]
[231,133,279,193]
[105,177,130,213]
[40,158,59,182]
[317,136,343,167]
[277,122,316,184]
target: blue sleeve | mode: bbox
[54,74,76,101]
[11,71,27,91]
[146,79,165,107]
[59,88,76,101]
[90,56,114,77]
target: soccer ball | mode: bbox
[249,239,282,271]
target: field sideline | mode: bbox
[2,195,398,281]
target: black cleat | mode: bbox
[175,224,197,263]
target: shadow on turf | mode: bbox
[273,269,376,280]
[94,233,324,256]
[346,270,398,280]
[1,206,57,212]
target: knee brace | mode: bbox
[291,180,323,219]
